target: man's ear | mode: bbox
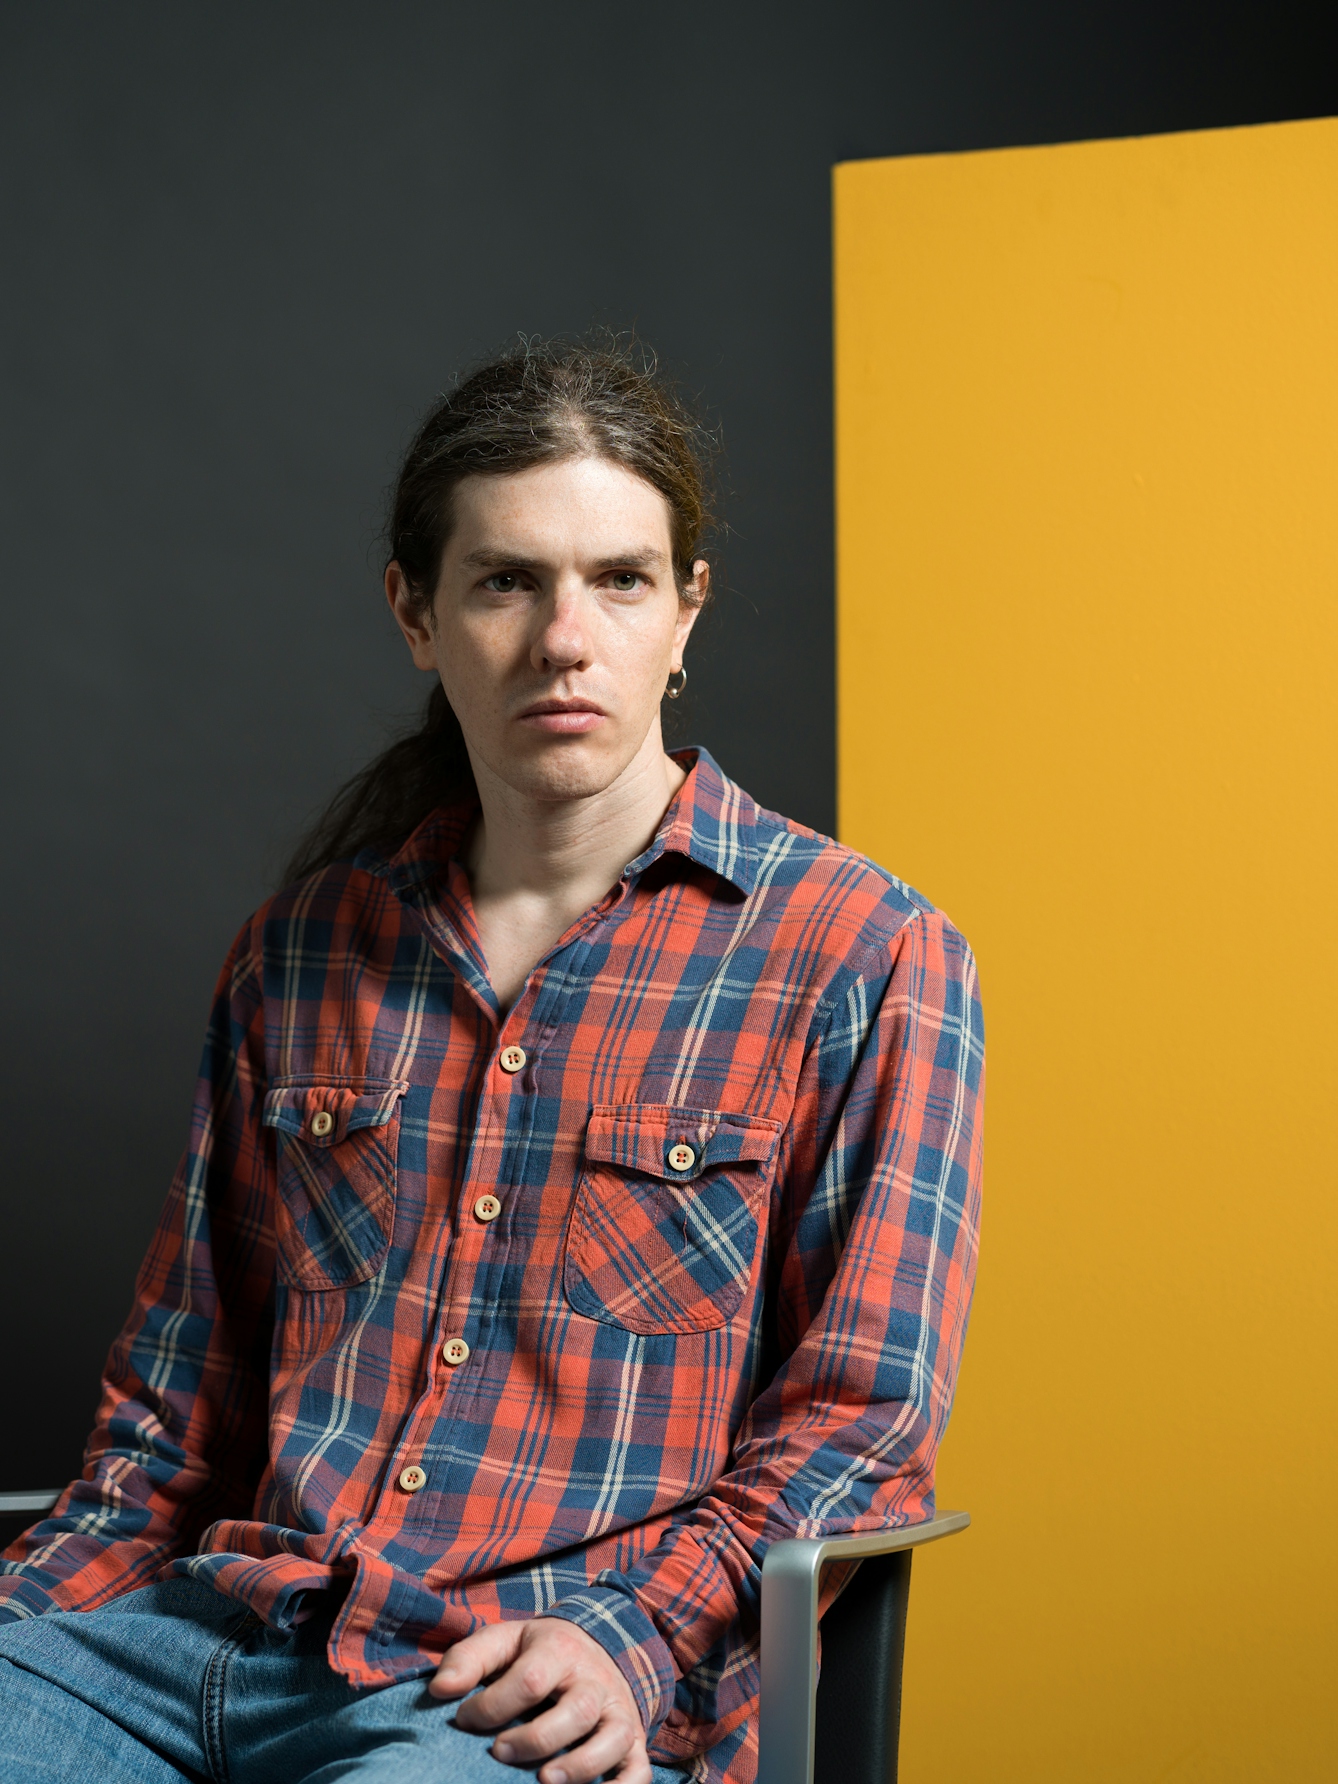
[385,563,439,672]
[673,560,709,659]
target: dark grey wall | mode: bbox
[3,1,1335,1491]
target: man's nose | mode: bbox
[532,583,589,671]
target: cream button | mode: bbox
[474,1195,502,1223]
[667,1143,696,1172]
[499,1045,527,1074]
[398,1465,427,1493]
[441,1337,471,1366]
[310,1110,334,1138]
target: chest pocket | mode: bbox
[564,1104,782,1334]
[262,1079,408,1290]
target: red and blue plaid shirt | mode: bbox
[1,750,983,1784]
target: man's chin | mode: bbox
[485,735,642,806]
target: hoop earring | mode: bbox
[665,667,687,700]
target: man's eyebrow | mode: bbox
[458,548,547,570]
[589,549,668,571]
[457,547,669,571]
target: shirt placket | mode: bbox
[375,876,629,1524]
[434,988,536,1369]
[430,876,633,1380]
[372,875,519,1510]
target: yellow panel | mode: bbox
[835,118,1338,1782]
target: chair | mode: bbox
[761,1511,969,1784]
[1,1490,968,1784]
[0,1489,59,1549]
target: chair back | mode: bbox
[813,1550,913,1784]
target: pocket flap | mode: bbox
[584,1104,782,1180]
[262,1080,409,1148]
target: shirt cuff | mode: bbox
[0,1576,55,1622]
[542,1586,677,1736]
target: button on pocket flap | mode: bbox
[584,1104,782,1180]
[569,1104,781,1334]
[262,1079,408,1291]
[262,1080,409,1148]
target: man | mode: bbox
[0,342,983,1784]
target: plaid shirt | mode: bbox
[1,750,983,1784]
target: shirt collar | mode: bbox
[625,748,758,895]
[368,797,477,902]
[369,746,758,902]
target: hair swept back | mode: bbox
[283,334,717,885]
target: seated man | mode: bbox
[0,340,983,1784]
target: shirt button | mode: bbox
[441,1337,471,1366]
[310,1110,334,1138]
[474,1195,502,1223]
[667,1143,696,1172]
[398,1465,427,1493]
[498,1045,527,1074]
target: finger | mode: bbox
[534,1719,648,1784]
[453,1644,565,1729]
[488,1684,610,1762]
[429,1622,524,1700]
[604,1746,653,1784]
[584,1740,652,1784]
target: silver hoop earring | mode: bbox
[665,667,687,700]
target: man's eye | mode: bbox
[484,573,519,593]
[610,572,641,592]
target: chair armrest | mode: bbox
[758,1511,969,1784]
[0,1492,61,1515]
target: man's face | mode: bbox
[389,456,703,803]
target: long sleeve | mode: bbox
[543,907,984,1753]
[0,935,274,1622]
[1,758,984,1784]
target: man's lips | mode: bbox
[516,699,607,735]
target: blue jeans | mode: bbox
[0,1579,691,1783]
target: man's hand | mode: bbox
[429,1616,651,1784]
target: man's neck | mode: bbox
[463,738,688,1011]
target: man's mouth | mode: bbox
[516,697,607,735]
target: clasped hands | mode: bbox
[430,1615,651,1784]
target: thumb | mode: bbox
[429,1620,524,1699]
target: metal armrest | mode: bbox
[758,1510,970,1784]
[0,1492,61,1515]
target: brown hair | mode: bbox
[284,336,716,884]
